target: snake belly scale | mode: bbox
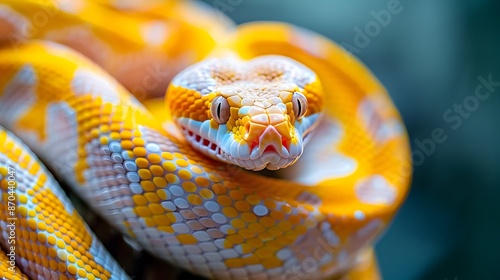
[0,1,411,279]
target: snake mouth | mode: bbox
[180,125,298,170]
[249,142,289,160]
[264,146,277,153]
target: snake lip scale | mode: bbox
[179,122,309,172]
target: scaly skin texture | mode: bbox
[0,1,411,279]
[0,128,129,279]
[0,0,233,98]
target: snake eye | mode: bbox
[292,92,308,119]
[211,96,230,124]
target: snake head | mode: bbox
[167,55,324,171]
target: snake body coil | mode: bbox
[0,1,411,279]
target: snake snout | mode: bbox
[247,124,292,160]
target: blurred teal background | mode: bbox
[197,0,500,279]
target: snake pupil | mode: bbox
[297,99,302,117]
[292,91,308,119]
[211,96,229,124]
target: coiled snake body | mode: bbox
[0,1,411,279]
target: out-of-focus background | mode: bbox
[194,0,499,279]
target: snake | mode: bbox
[0,0,412,279]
